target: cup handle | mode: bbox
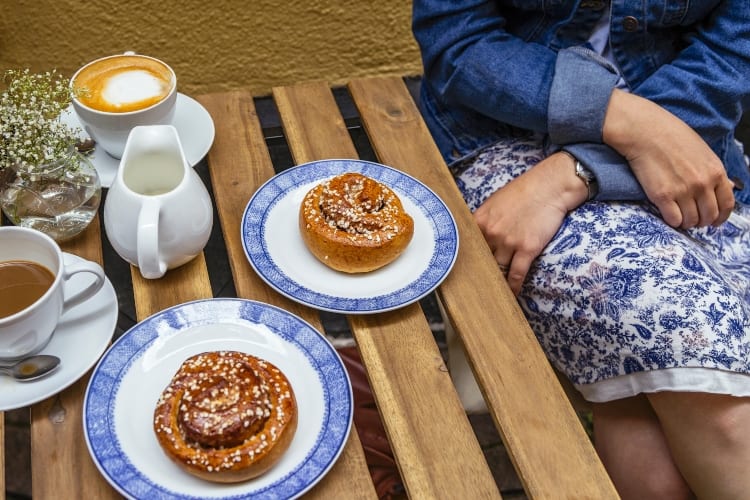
[137,197,168,279]
[62,259,106,311]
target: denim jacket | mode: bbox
[412,0,750,204]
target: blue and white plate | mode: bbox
[83,298,353,500]
[241,159,459,314]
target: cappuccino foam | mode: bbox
[74,55,174,113]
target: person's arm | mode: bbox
[415,0,741,225]
[595,1,748,227]
[474,151,587,295]
[413,1,619,139]
[629,1,750,152]
[412,1,633,200]
[549,1,748,220]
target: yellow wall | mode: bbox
[0,0,423,97]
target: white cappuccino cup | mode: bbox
[70,53,177,159]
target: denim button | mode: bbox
[732,177,745,190]
[623,16,639,32]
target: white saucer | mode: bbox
[0,253,118,411]
[60,93,215,188]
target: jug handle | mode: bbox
[137,197,168,279]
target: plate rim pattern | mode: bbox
[83,297,353,499]
[241,159,459,313]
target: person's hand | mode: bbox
[603,90,735,228]
[474,152,587,294]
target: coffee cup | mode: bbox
[70,52,177,159]
[0,226,106,360]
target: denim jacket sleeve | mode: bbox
[413,0,558,133]
[550,47,648,199]
[413,0,750,202]
[583,0,750,201]
[413,1,619,140]
[412,0,637,199]
[630,1,750,158]
[563,143,646,199]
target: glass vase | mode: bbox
[0,151,101,242]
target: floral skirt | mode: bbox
[454,134,750,402]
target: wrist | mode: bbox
[603,89,655,154]
[546,152,590,209]
[602,89,630,150]
[560,149,599,206]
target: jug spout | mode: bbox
[121,124,185,156]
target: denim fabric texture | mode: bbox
[412,0,750,203]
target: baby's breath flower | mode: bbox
[0,69,82,175]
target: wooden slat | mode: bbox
[349,76,618,499]
[131,253,212,318]
[196,91,376,499]
[273,81,358,163]
[273,81,501,499]
[194,92,323,321]
[30,217,120,499]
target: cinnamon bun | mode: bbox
[153,351,297,482]
[299,172,414,273]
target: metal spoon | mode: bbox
[0,355,61,381]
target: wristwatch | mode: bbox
[559,149,599,201]
[559,150,599,201]
[574,160,598,200]
[576,160,599,200]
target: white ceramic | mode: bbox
[60,93,215,188]
[0,227,105,360]
[0,253,118,411]
[104,125,213,279]
[70,53,177,159]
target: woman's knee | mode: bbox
[593,397,694,500]
[649,392,750,448]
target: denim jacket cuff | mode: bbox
[548,47,621,145]
[563,143,646,201]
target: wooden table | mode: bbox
[1,76,618,499]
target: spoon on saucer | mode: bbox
[0,355,61,382]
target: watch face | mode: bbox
[575,161,598,199]
[575,162,593,182]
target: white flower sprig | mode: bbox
[0,69,81,175]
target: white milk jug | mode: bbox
[104,125,213,279]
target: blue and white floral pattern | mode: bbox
[455,135,750,402]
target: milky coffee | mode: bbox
[73,55,174,113]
